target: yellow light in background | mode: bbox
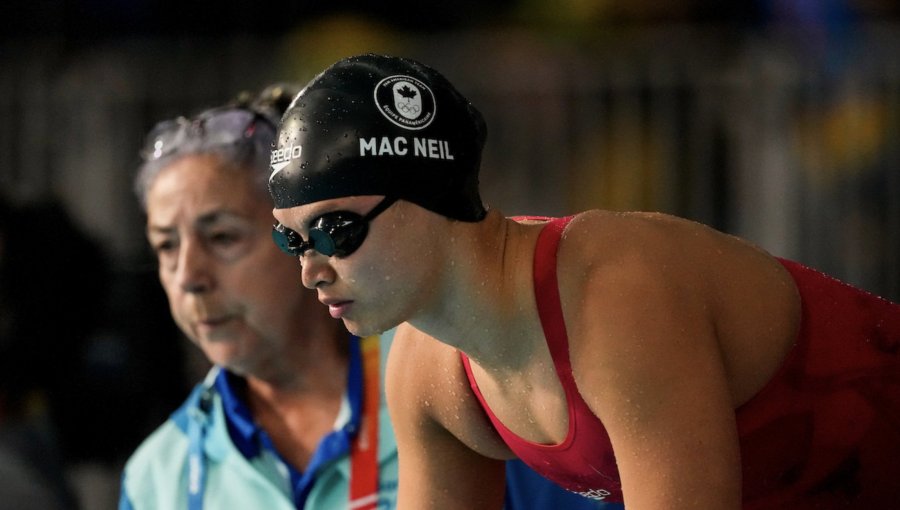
[793,92,889,186]
[272,14,409,86]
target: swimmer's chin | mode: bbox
[339,318,392,338]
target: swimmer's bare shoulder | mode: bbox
[545,209,796,509]
[386,323,509,509]
[387,323,511,457]
[561,209,799,405]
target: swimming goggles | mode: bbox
[140,106,276,162]
[272,196,397,258]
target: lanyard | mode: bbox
[349,335,380,510]
[187,414,207,510]
[187,368,219,510]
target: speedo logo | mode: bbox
[270,144,302,177]
[576,488,611,501]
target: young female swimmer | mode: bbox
[269,54,900,509]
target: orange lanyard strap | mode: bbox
[349,335,380,509]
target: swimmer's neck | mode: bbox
[407,210,546,369]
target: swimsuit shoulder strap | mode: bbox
[532,216,576,376]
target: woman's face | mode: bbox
[145,154,316,374]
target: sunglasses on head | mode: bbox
[141,107,276,162]
[272,196,397,258]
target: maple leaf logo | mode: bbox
[397,85,418,100]
[376,76,434,128]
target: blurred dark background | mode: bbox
[1,1,899,508]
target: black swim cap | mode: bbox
[268,54,487,221]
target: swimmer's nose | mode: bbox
[300,252,335,289]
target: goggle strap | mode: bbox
[363,196,398,222]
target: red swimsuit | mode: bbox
[461,216,900,508]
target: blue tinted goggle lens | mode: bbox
[272,197,396,258]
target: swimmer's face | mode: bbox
[273,197,443,336]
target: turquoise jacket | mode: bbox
[119,334,397,510]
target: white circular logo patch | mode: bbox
[373,75,436,130]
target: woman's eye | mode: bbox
[153,239,175,254]
[209,231,239,246]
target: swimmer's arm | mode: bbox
[574,264,742,510]
[386,325,507,510]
